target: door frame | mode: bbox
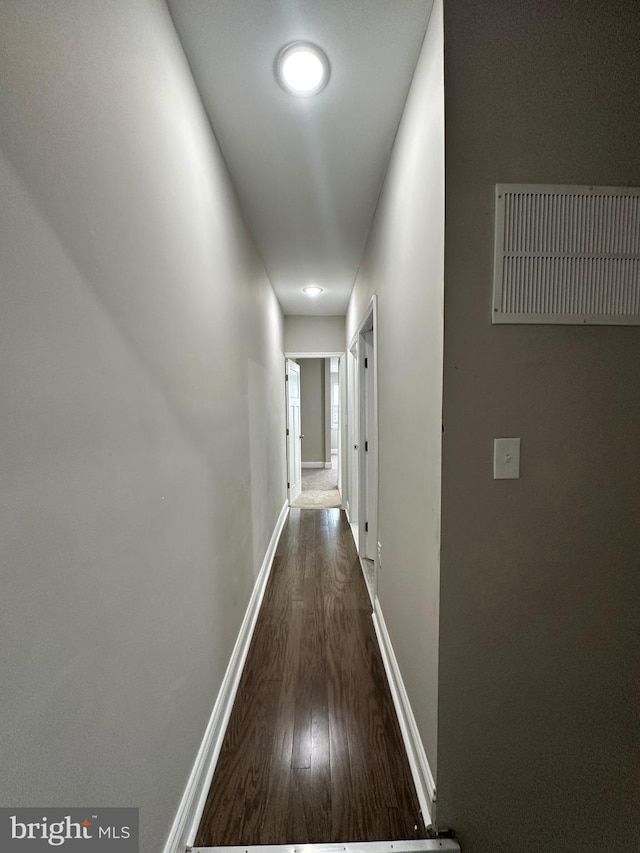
[348,296,379,599]
[285,358,302,504]
[284,351,345,507]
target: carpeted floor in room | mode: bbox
[291,456,341,508]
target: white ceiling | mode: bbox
[167,0,432,315]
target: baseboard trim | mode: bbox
[372,599,437,826]
[193,843,460,853]
[162,500,290,853]
[301,462,325,469]
[348,519,359,550]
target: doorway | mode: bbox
[347,296,378,604]
[285,358,302,502]
[285,353,344,510]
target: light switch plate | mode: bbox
[494,438,521,479]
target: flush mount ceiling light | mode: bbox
[303,285,324,297]
[276,42,330,96]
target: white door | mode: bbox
[286,359,302,503]
[361,330,377,561]
[347,345,359,532]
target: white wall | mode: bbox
[345,0,443,776]
[0,3,285,852]
[330,371,339,452]
[284,314,345,354]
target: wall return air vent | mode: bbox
[492,183,640,324]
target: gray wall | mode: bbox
[284,314,346,353]
[299,359,326,465]
[438,0,640,850]
[0,3,286,852]
[346,0,443,779]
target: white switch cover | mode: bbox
[493,438,521,479]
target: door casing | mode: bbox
[284,352,345,506]
[285,358,302,503]
[348,296,379,598]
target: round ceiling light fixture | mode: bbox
[276,42,330,96]
[303,285,324,297]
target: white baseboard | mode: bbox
[162,500,290,853]
[301,462,325,468]
[324,462,332,469]
[372,600,437,826]
[348,519,359,550]
[193,843,460,853]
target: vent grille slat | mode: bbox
[501,257,640,317]
[493,184,640,324]
[502,191,640,257]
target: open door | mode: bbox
[346,296,378,604]
[285,358,302,503]
[361,329,377,561]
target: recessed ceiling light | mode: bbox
[276,42,330,96]
[303,285,324,297]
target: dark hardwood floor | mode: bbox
[195,508,427,846]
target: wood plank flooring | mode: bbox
[195,508,427,846]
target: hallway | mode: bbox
[3,2,640,852]
[195,509,426,846]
